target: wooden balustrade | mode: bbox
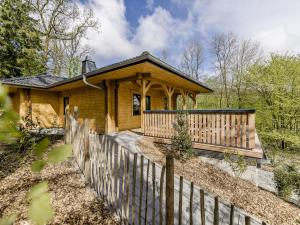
[143,109,256,150]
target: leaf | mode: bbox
[47,144,72,164]
[31,160,46,173]
[28,193,54,225]
[0,214,17,225]
[28,182,48,200]
[34,138,50,157]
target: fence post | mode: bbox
[83,118,91,183]
[166,155,174,225]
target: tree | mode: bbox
[30,0,98,76]
[181,39,203,80]
[247,54,300,150]
[171,111,193,160]
[211,32,238,108]
[232,39,261,108]
[0,0,45,78]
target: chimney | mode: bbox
[82,56,96,74]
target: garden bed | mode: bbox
[138,137,300,225]
[0,141,119,225]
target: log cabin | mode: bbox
[2,51,263,159]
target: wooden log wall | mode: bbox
[65,111,265,225]
[144,110,256,150]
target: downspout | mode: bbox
[82,74,103,90]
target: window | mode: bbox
[133,94,141,116]
[63,97,69,115]
[164,97,168,110]
[146,96,151,110]
[132,94,151,115]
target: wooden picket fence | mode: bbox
[143,110,256,149]
[65,110,266,225]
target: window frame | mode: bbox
[132,93,151,116]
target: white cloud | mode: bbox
[79,0,192,67]
[80,0,300,69]
[192,0,300,54]
[146,0,154,10]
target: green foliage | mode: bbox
[31,160,46,172]
[34,138,50,157]
[0,0,45,77]
[171,111,193,160]
[0,85,19,143]
[0,214,16,225]
[274,164,300,200]
[28,182,54,225]
[47,144,72,164]
[224,150,247,177]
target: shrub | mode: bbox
[224,150,247,177]
[274,164,300,200]
[171,110,193,160]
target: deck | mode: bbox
[142,109,264,159]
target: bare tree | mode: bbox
[232,39,262,108]
[30,0,98,76]
[181,39,203,80]
[211,32,238,108]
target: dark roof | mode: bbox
[1,52,213,92]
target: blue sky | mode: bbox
[80,0,300,76]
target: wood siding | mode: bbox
[31,90,60,127]
[67,86,105,133]
[118,82,165,131]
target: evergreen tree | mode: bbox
[171,111,193,160]
[0,0,45,78]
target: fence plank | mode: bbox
[159,166,166,225]
[229,204,234,225]
[200,189,205,225]
[138,155,144,225]
[152,162,156,225]
[125,152,130,224]
[213,196,219,225]
[190,182,194,225]
[166,155,174,225]
[144,159,150,225]
[178,176,183,225]
[245,216,251,225]
[132,153,138,225]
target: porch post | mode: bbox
[105,80,116,133]
[141,79,146,133]
[190,93,197,109]
[141,77,152,133]
[180,89,188,110]
[162,85,175,110]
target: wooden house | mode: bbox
[2,52,263,158]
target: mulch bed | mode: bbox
[0,142,120,225]
[138,137,300,225]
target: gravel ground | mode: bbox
[138,137,300,225]
[0,142,120,225]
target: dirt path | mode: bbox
[138,137,300,225]
[0,143,119,225]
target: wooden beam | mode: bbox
[117,73,151,84]
[179,89,189,110]
[141,79,146,133]
[162,84,175,110]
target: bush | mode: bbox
[171,110,193,160]
[224,150,247,177]
[274,164,300,200]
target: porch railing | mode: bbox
[143,109,256,150]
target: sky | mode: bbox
[80,0,300,75]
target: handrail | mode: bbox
[144,109,256,114]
